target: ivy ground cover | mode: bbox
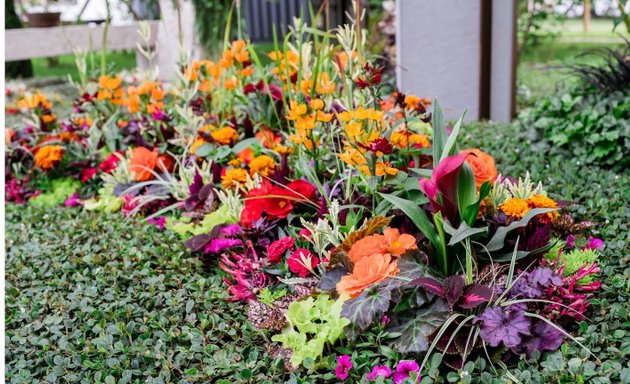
[5,21,630,383]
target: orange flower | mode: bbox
[222,168,248,189]
[383,227,417,256]
[500,198,529,219]
[237,147,255,164]
[157,154,175,173]
[190,138,206,155]
[256,128,282,149]
[129,147,158,181]
[348,234,388,263]
[336,253,399,298]
[460,149,497,188]
[248,155,276,177]
[6,129,14,144]
[34,145,64,170]
[527,194,559,220]
[42,114,56,124]
[210,127,239,146]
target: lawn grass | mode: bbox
[30,51,137,81]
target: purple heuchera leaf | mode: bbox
[519,320,565,357]
[475,303,531,348]
[508,267,563,298]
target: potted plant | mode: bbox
[17,0,62,28]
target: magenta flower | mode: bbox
[220,224,242,236]
[206,238,242,254]
[335,355,352,380]
[147,216,167,230]
[565,234,576,248]
[366,365,392,381]
[64,193,81,207]
[582,236,604,251]
[393,360,421,384]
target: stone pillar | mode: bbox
[396,0,517,122]
[156,0,203,80]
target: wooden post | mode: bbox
[583,0,591,33]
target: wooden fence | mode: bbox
[242,0,352,42]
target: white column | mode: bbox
[156,0,203,80]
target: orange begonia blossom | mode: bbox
[129,147,158,181]
[383,227,417,256]
[348,234,388,263]
[337,253,400,298]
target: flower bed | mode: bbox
[5,22,609,382]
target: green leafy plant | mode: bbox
[29,177,81,207]
[272,294,350,367]
[521,89,630,170]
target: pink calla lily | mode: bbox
[418,153,470,223]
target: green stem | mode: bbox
[101,0,111,75]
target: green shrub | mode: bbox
[519,90,630,170]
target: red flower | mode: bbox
[287,248,319,277]
[81,167,98,182]
[240,179,317,228]
[98,151,122,173]
[267,237,295,263]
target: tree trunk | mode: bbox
[583,0,591,33]
[5,0,34,79]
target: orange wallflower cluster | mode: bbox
[34,145,64,170]
[128,147,174,181]
[187,40,253,93]
[97,75,124,105]
[287,99,332,150]
[17,93,52,110]
[337,227,417,298]
[336,107,401,177]
[269,50,300,83]
[299,72,336,95]
[390,129,430,149]
[125,81,164,114]
[16,93,56,123]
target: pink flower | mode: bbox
[335,355,352,380]
[287,248,319,277]
[64,193,81,207]
[220,224,242,236]
[147,216,167,230]
[220,241,272,302]
[298,228,312,241]
[381,315,390,325]
[367,365,392,381]
[98,151,122,173]
[565,234,575,248]
[582,236,604,251]
[81,167,98,182]
[206,238,242,254]
[393,360,420,384]
[267,237,295,263]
